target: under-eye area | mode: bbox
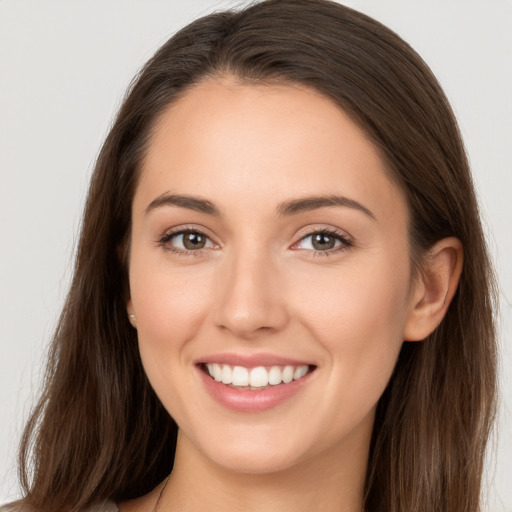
[200,363,317,390]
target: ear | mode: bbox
[404,237,463,341]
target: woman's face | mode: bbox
[128,78,419,474]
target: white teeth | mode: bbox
[268,366,282,385]
[212,363,222,382]
[205,363,311,388]
[221,364,232,384]
[282,365,294,384]
[232,365,249,386]
[249,366,269,387]
[207,363,222,382]
[294,365,308,380]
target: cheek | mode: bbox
[298,254,410,329]
[295,255,411,392]
[129,258,216,422]
[129,254,214,364]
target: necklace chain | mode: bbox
[152,475,170,512]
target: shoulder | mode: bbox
[0,501,119,512]
[0,504,27,512]
[0,502,30,512]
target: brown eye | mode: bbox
[163,230,216,252]
[182,231,207,250]
[311,233,336,250]
[294,229,351,253]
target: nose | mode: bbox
[213,250,289,340]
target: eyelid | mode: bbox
[156,224,220,252]
[290,225,354,252]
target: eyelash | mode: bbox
[157,227,353,257]
[293,228,353,257]
[157,226,216,257]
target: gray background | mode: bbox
[1,1,511,509]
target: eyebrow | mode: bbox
[146,193,221,216]
[276,195,376,220]
[145,192,376,221]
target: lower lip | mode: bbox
[197,366,313,412]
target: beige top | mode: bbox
[0,501,119,512]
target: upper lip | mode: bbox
[195,352,314,368]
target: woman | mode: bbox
[1,0,498,511]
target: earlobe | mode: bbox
[403,237,463,341]
[127,299,137,329]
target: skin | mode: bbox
[121,77,463,512]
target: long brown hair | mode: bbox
[18,1,497,511]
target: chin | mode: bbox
[183,424,315,475]
[206,444,307,475]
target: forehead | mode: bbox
[136,77,406,223]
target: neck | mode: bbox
[161,426,370,512]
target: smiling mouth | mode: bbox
[201,363,315,390]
